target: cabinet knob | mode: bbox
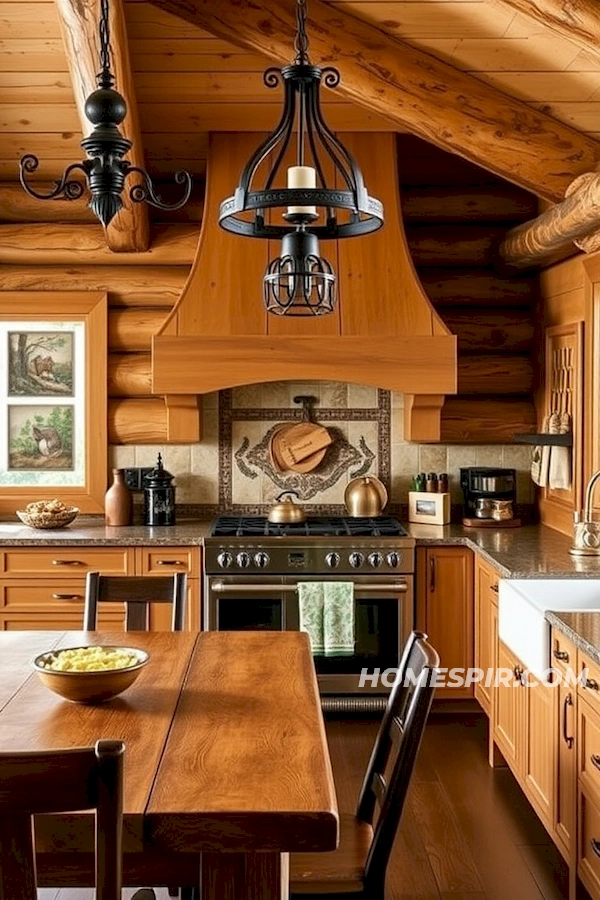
[156,559,184,566]
[51,593,83,601]
[52,559,82,566]
[586,677,600,692]
[590,754,600,772]
[591,839,600,859]
[553,649,570,663]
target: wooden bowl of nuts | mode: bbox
[16,499,79,529]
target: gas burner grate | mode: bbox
[210,516,408,538]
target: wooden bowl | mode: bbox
[16,506,79,529]
[33,646,149,703]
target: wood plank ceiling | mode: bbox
[2,0,600,196]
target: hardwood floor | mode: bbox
[326,712,569,900]
[41,713,568,900]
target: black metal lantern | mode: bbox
[19,0,192,228]
[219,0,384,317]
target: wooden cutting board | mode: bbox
[278,422,332,468]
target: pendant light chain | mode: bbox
[294,0,310,64]
[98,0,114,89]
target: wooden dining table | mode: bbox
[0,630,339,899]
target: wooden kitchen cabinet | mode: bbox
[416,546,474,699]
[474,554,499,716]
[0,544,201,632]
[494,639,526,773]
[493,638,555,833]
[553,631,577,860]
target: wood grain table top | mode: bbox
[0,630,339,855]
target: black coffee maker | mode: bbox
[460,467,517,524]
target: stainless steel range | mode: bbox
[204,516,415,713]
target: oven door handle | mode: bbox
[210,581,408,593]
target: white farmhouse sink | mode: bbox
[498,579,600,680]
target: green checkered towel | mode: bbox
[298,582,355,657]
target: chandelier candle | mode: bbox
[287,166,317,217]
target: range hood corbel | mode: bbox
[152,133,457,442]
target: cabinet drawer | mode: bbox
[2,548,132,577]
[138,547,198,578]
[579,788,600,898]
[0,581,86,614]
[552,631,576,676]
[580,699,600,804]
[579,652,600,715]
[0,610,124,631]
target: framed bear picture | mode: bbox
[0,292,107,514]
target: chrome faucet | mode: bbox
[571,469,600,556]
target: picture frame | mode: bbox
[0,292,107,514]
[408,491,451,525]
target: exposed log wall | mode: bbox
[0,137,538,445]
[400,135,538,443]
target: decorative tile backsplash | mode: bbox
[110,381,534,514]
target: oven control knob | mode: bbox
[236,552,251,568]
[217,551,233,569]
[325,552,341,569]
[368,552,383,568]
[349,552,364,569]
[254,551,270,569]
[386,551,401,568]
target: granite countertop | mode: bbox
[0,518,213,546]
[406,523,600,579]
[546,611,600,666]
[1,516,599,579]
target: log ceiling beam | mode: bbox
[497,172,600,271]
[147,0,600,202]
[497,0,600,61]
[54,0,150,252]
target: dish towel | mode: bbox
[531,414,551,487]
[549,412,572,490]
[298,582,355,657]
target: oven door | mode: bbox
[205,576,290,632]
[294,576,413,695]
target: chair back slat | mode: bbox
[0,741,124,900]
[359,634,439,896]
[356,630,422,823]
[84,572,187,631]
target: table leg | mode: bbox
[201,851,289,900]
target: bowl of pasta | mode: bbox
[33,645,149,703]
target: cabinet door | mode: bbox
[474,557,498,716]
[494,639,526,773]
[578,787,600,899]
[524,677,555,832]
[416,547,474,699]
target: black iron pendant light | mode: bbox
[219,0,384,316]
[19,0,192,228]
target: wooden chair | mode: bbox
[84,572,187,631]
[290,631,440,900]
[0,740,124,900]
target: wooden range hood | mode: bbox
[152,133,457,441]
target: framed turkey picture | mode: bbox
[0,292,107,514]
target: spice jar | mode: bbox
[143,453,176,526]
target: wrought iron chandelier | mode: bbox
[19,0,192,228]
[219,0,384,316]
